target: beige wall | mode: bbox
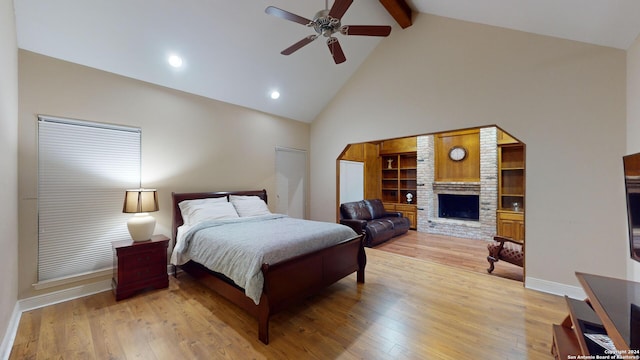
[0,0,19,350]
[627,33,640,280]
[310,13,628,288]
[18,50,310,299]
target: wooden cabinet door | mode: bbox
[515,220,525,241]
[395,204,416,229]
[403,211,417,229]
[383,203,417,229]
[497,215,524,241]
[498,218,519,240]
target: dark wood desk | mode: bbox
[551,272,640,359]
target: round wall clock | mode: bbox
[448,146,467,161]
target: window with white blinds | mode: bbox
[37,116,141,284]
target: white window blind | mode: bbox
[38,116,141,283]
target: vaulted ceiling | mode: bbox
[14,0,640,123]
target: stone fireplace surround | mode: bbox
[416,127,498,240]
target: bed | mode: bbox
[170,189,366,344]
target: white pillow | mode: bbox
[229,195,271,217]
[179,198,238,225]
[179,196,227,209]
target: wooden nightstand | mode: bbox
[112,234,169,300]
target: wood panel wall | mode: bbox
[340,143,365,162]
[434,129,480,182]
[379,137,417,154]
[364,143,381,199]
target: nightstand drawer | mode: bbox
[119,248,164,268]
[118,262,165,283]
[112,235,169,300]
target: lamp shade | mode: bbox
[123,189,159,213]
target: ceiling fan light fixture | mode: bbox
[265,0,389,64]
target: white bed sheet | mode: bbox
[171,214,358,304]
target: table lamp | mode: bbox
[123,189,159,241]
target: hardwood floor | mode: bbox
[10,246,564,359]
[375,231,524,282]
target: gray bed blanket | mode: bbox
[171,214,358,304]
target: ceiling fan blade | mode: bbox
[328,0,353,20]
[341,25,392,37]
[327,37,346,64]
[281,35,318,55]
[265,6,313,26]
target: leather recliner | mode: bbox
[340,199,410,247]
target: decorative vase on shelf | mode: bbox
[387,159,394,169]
[406,193,413,204]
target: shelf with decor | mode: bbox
[497,142,525,241]
[381,152,417,228]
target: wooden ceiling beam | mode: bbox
[379,0,413,29]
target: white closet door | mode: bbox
[339,160,364,204]
[275,147,307,219]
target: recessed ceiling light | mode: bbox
[168,55,183,68]
[270,90,280,100]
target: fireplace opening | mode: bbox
[438,194,479,221]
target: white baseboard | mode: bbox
[526,276,587,299]
[1,280,111,360]
[19,279,112,312]
[0,303,21,360]
[0,279,111,360]
[20,265,173,311]
[1,266,175,358]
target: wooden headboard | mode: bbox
[171,189,268,242]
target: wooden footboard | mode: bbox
[259,233,365,343]
[177,233,365,344]
[171,190,366,344]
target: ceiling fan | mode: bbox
[265,0,392,64]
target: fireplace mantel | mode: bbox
[432,182,481,193]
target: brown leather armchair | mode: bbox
[487,235,524,273]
